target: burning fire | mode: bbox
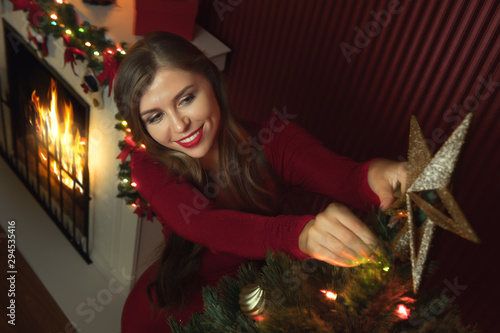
[31,78,85,193]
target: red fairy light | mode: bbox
[320,289,337,300]
[396,304,410,319]
[252,315,266,322]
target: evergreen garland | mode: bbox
[9,0,127,94]
[114,112,153,219]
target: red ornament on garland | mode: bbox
[62,34,88,75]
[27,26,48,56]
[96,50,118,97]
[133,198,153,221]
[10,0,34,11]
[116,135,136,163]
[20,0,45,28]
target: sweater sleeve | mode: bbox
[130,150,311,260]
[261,114,380,211]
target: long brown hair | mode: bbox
[114,32,279,312]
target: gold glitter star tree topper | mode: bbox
[388,112,480,293]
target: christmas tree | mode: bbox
[168,114,479,332]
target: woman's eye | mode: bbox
[179,94,195,106]
[147,113,163,124]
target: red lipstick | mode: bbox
[176,126,203,148]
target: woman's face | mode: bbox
[139,68,221,161]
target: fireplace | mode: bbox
[1,21,91,262]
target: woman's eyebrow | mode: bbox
[174,84,194,100]
[140,108,159,118]
[140,84,195,117]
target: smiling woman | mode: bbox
[113,31,407,332]
[139,70,221,164]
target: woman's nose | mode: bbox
[169,111,190,133]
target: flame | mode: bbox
[32,78,85,193]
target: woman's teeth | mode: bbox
[179,129,200,143]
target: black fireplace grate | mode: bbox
[1,20,91,263]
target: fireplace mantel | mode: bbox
[0,1,229,332]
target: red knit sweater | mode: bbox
[121,116,380,332]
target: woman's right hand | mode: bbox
[298,202,380,267]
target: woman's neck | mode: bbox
[199,141,220,174]
[199,143,242,210]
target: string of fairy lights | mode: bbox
[10,0,127,94]
[115,116,152,220]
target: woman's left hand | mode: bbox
[367,159,408,211]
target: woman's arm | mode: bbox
[262,115,406,211]
[133,150,378,266]
[259,115,407,265]
[131,150,312,260]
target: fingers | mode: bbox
[368,159,409,211]
[325,203,379,247]
[299,203,381,267]
[307,223,365,265]
[314,247,360,267]
[310,241,373,267]
[378,188,396,211]
[315,203,379,264]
